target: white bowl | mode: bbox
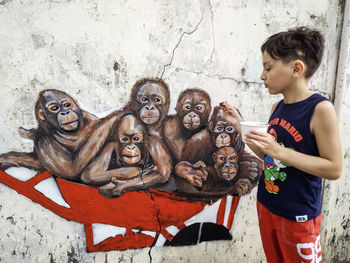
[240,121,268,142]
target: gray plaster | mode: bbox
[0,0,349,262]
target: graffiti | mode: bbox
[0,78,263,251]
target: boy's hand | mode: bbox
[219,101,243,134]
[245,130,284,159]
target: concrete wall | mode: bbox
[0,0,348,262]
[322,1,350,262]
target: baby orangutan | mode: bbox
[175,146,253,201]
[81,113,172,198]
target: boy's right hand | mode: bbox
[219,101,243,134]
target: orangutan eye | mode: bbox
[186,105,191,109]
[153,97,162,104]
[220,157,225,161]
[229,157,236,161]
[48,105,59,112]
[122,137,129,142]
[226,127,234,132]
[195,105,202,111]
[139,97,148,103]
[134,136,139,141]
[217,126,223,131]
[63,102,71,107]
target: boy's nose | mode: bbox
[260,72,265,80]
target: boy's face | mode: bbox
[260,51,294,95]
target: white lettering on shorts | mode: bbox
[296,215,308,222]
[297,235,322,263]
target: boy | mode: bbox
[245,27,342,262]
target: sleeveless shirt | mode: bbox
[257,93,329,222]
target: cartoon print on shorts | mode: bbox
[263,128,292,194]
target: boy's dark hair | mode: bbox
[261,27,325,78]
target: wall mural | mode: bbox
[0,78,263,252]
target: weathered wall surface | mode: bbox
[322,2,350,262]
[0,0,348,262]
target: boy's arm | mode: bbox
[245,143,265,160]
[246,101,342,180]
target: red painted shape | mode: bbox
[227,196,240,229]
[0,169,241,251]
[216,196,227,225]
[56,178,159,228]
[150,190,206,227]
[84,224,155,252]
[0,170,77,220]
[160,227,174,242]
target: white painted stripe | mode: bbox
[184,199,221,226]
[132,229,156,238]
[165,225,180,236]
[141,230,157,238]
[34,177,70,208]
[5,167,38,181]
[154,233,167,247]
[92,223,126,245]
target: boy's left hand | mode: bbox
[245,130,283,159]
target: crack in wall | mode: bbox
[203,0,216,73]
[174,67,263,86]
[146,190,161,263]
[160,13,204,79]
[137,166,160,263]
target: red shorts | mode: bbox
[257,201,322,263]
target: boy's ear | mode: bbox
[292,60,306,78]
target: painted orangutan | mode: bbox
[125,78,170,137]
[0,89,119,181]
[83,113,172,198]
[163,88,211,162]
[176,103,262,190]
[175,146,253,200]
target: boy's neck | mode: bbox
[282,78,313,104]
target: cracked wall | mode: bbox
[0,0,348,262]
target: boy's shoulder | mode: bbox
[313,99,336,117]
[310,98,337,133]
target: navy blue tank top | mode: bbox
[257,93,329,222]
